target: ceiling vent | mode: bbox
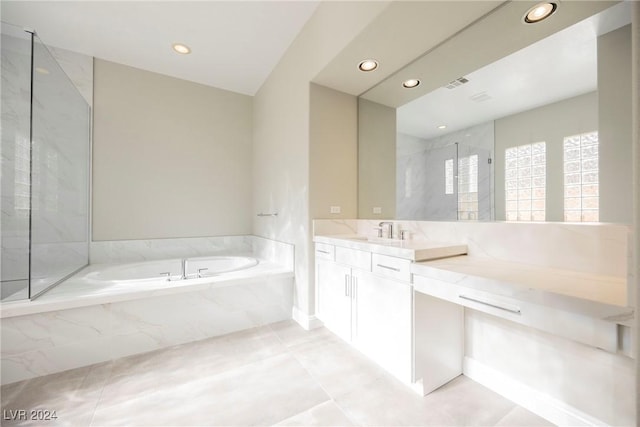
[444,77,469,89]
[469,91,492,102]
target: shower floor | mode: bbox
[1,320,552,426]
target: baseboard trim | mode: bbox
[291,307,323,330]
[463,357,607,426]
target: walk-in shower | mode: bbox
[1,22,90,301]
[396,123,494,221]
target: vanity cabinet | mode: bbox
[315,244,412,383]
[316,259,352,341]
[352,268,412,382]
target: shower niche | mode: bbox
[1,22,91,301]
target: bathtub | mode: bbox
[1,253,294,385]
[84,256,259,283]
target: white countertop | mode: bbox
[411,256,632,325]
[313,234,468,261]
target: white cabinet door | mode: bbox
[351,269,412,383]
[316,259,352,342]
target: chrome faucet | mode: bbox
[180,258,188,280]
[378,221,394,239]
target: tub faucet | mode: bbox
[378,221,394,239]
[180,258,188,280]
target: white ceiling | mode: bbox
[397,1,631,140]
[1,1,320,96]
[311,1,503,97]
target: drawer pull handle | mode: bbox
[459,295,521,315]
[317,250,331,254]
[376,264,401,272]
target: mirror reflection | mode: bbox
[358,1,632,223]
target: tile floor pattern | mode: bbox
[1,320,554,426]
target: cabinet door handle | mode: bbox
[376,263,401,272]
[349,275,356,299]
[352,276,357,300]
[317,250,331,254]
[459,294,521,315]
[344,274,349,297]
[353,276,358,336]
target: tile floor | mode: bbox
[1,320,553,426]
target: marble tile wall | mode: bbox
[1,275,294,385]
[396,122,494,221]
[252,236,295,271]
[90,235,294,269]
[47,46,93,107]
[90,236,253,264]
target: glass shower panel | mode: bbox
[29,34,90,298]
[1,24,32,301]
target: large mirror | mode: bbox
[358,1,632,223]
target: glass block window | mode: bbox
[444,158,454,195]
[505,142,546,221]
[563,131,599,222]
[457,154,478,220]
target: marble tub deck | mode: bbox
[1,320,553,426]
[1,258,293,319]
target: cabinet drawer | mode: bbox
[335,246,372,271]
[315,243,335,261]
[372,253,411,282]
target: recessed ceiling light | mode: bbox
[438,125,447,130]
[172,43,191,54]
[523,2,557,24]
[402,79,420,88]
[358,59,378,72]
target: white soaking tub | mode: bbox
[0,254,293,385]
[84,256,259,283]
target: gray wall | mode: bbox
[309,83,358,220]
[598,24,633,224]
[358,98,396,219]
[92,59,253,241]
[495,92,598,222]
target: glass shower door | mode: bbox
[29,34,90,298]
